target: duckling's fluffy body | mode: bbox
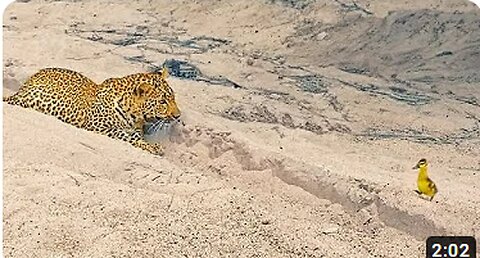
[413,159,438,201]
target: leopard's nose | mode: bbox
[171,107,181,119]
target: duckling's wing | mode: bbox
[427,179,438,193]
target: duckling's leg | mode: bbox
[414,190,422,195]
[429,196,434,201]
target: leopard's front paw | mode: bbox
[133,140,165,155]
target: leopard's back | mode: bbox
[4,68,98,127]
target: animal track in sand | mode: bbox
[156,122,448,241]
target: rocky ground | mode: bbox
[3,0,480,257]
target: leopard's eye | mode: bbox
[159,100,167,104]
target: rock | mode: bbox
[321,223,340,235]
[317,31,328,40]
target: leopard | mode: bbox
[3,67,181,155]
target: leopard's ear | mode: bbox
[134,83,153,97]
[161,66,169,79]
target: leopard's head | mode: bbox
[125,67,181,126]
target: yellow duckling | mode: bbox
[412,158,438,201]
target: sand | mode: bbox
[3,0,480,257]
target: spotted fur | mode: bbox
[3,67,181,155]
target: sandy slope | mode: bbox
[3,0,480,257]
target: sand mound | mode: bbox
[288,9,480,84]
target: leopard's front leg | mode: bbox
[101,128,164,155]
[131,139,164,156]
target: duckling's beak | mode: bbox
[412,164,419,169]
